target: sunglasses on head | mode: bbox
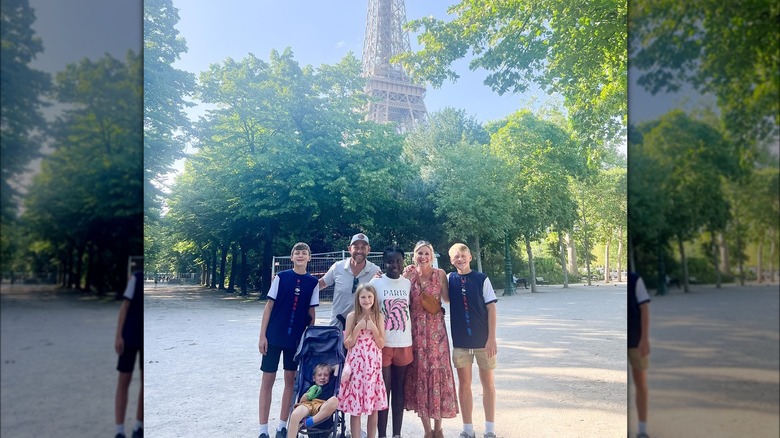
[352,277,359,294]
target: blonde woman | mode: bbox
[403,241,458,438]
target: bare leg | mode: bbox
[367,411,378,438]
[378,366,391,437]
[280,370,296,422]
[136,369,143,422]
[433,418,443,435]
[286,405,308,438]
[258,372,277,424]
[419,415,432,435]
[115,371,132,425]
[478,367,495,422]
[632,367,649,423]
[456,366,474,426]
[350,414,362,438]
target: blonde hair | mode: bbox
[448,243,471,258]
[353,283,382,322]
[413,240,435,265]
[312,363,332,377]
[291,242,311,256]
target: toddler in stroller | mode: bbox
[288,326,346,438]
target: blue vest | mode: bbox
[268,270,318,350]
[448,271,491,349]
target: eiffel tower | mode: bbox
[362,0,428,131]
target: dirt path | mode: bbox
[627,284,780,438]
[1,284,141,438]
[144,282,627,437]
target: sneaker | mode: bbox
[259,433,270,438]
[483,433,497,438]
[459,432,476,438]
[637,434,650,438]
[132,429,143,438]
[115,434,126,438]
[275,428,287,438]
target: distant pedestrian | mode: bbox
[114,265,144,438]
[629,272,651,438]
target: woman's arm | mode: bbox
[438,269,450,302]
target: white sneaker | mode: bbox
[484,433,497,438]
[459,432,476,438]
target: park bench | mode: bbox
[535,277,548,285]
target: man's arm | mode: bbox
[638,302,650,357]
[485,302,497,358]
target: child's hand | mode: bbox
[365,317,377,332]
[258,335,268,355]
[403,265,416,278]
[115,336,124,355]
[485,337,497,358]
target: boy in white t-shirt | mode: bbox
[370,247,413,438]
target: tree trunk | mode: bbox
[525,236,537,293]
[227,243,237,292]
[604,232,611,284]
[757,237,764,283]
[678,236,689,293]
[656,242,667,296]
[260,236,274,297]
[770,231,776,283]
[474,235,483,273]
[210,247,217,288]
[75,244,84,290]
[712,231,722,288]
[566,232,578,277]
[617,227,624,282]
[239,243,248,295]
[718,232,730,274]
[558,231,568,288]
[218,243,228,290]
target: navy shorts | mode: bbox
[117,345,143,373]
[261,343,297,373]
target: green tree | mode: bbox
[1,0,50,269]
[144,0,195,220]
[489,110,587,291]
[22,52,143,292]
[397,0,627,147]
[630,1,779,150]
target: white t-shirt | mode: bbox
[370,275,412,348]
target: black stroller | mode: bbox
[291,325,347,438]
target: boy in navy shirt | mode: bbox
[446,243,498,438]
[258,242,320,438]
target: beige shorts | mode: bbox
[628,348,649,371]
[294,398,326,416]
[453,347,497,370]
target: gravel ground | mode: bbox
[627,283,780,438]
[144,282,627,438]
[1,284,142,438]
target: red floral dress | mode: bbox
[404,269,459,419]
[338,327,388,415]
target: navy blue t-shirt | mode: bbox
[447,271,497,349]
[267,270,319,350]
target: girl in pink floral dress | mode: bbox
[339,283,388,438]
[403,241,458,438]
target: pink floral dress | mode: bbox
[404,269,459,419]
[338,327,388,415]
